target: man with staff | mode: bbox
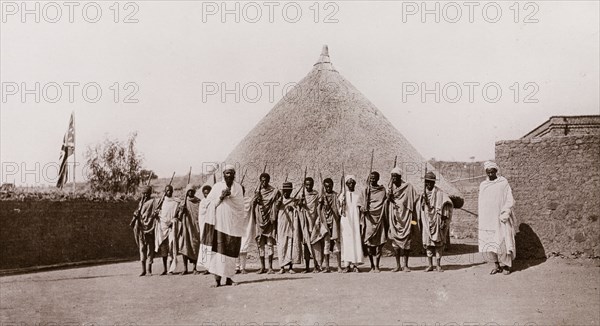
[130,185,157,276]
[276,181,301,274]
[296,176,324,273]
[177,184,201,275]
[319,177,342,273]
[252,172,279,274]
[361,171,388,273]
[386,166,420,272]
[154,184,180,275]
[418,170,453,272]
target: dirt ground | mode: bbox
[1,242,599,326]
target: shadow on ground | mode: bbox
[239,276,312,285]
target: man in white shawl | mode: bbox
[198,165,246,286]
[478,161,516,275]
[154,185,180,275]
[338,175,363,273]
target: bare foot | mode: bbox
[240,269,248,275]
[139,271,146,277]
[391,267,401,272]
[256,268,266,275]
[373,268,381,273]
[424,266,434,272]
[436,266,443,272]
[160,271,167,276]
[278,269,286,274]
[402,267,411,273]
[288,269,296,274]
[267,269,275,274]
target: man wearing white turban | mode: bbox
[338,175,363,272]
[478,161,516,275]
[198,164,246,286]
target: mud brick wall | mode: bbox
[495,135,600,258]
[0,200,138,270]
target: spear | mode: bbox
[240,168,247,186]
[388,155,398,199]
[388,155,397,188]
[187,166,192,184]
[366,149,374,211]
[341,163,346,213]
[292,166,307,199]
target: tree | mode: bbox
[85,132,144,194]
[140,169,158,184]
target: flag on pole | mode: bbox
[57,112,75,188]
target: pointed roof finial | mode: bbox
[314,44,336,71]
[321,45,329,57]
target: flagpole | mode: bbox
[72,111,76,194]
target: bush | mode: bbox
[85,132,144,194]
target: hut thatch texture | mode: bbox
[225,45,460,195]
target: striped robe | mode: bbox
[198,181,245,278]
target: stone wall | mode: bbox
[495,135,600,258]
[0,200,138,270]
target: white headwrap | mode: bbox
[223,164,236,172]
[345,175,356,182]
[484,161,499,171]
[390,167,402,175]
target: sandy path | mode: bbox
[1,250,598,325]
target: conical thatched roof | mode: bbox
[225,45,460,195]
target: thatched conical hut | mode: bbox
[225,45,460,195]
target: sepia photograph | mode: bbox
[1,1,599,325]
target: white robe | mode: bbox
[198,181,246,278]
[339,190,363,264]
[478,176,516,265]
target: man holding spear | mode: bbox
[418,170,453,272]
[386,165,420,272]
[295,173,323,273]
[319,177,342,273]
[154,178,180,275]
[276,181,301,274]
[252,171,279,274]
[177,181,201,275]
[130,185,157,276]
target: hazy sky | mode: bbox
[1,1,599,185]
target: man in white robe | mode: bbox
[338,175,363,273]
[154,185,180,275]
[198,165,246,286]
[478,161,516,275]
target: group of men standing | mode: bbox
[131,161,517,286]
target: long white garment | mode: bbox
[195,196,211,270]
[203,181,246,278]
[339,190,363,264]
[478,176,516,261]
[154,197,179,250]
[240,196,256,253]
